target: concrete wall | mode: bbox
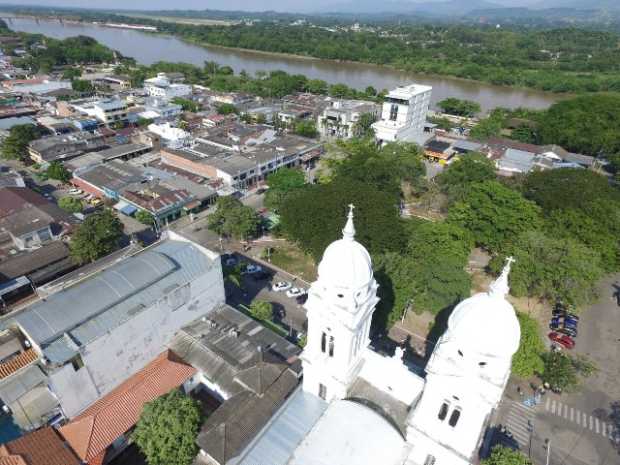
[161,150,218,179]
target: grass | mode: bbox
[266,244,317,281]
[123,13,235,27]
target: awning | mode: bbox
[0,277,31,298]
[183,200,202,211]
[114,201,138,216]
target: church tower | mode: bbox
[301,206,379,402]
[405,258,521,465]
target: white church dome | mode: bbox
[317,205,373,290]
[447,258,521,359]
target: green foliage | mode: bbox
[70,209,124,264]
[133,389,202,465]
[492,231,603,307]
[207,196,259,240]
[62,67,81,80]
[353,112,377,138]
[135,210,156,225]
[280,177,405,261]
[172,97,200,112]
[438,97,481,117]
[436,153,496,201]
[294,120,318,138]
[512,312,545,379]
[482,445,532,465]
[541,352,596,393]
[448,181,543,251]
[1,124,46,161]
[58,196,83,214]
[469,108,507,140]
[249,300,273,321]
[217,103,238,115]
[223,264,243,289]
[46,161,71,183]
[71,79,93,93]
[264,168,306,212]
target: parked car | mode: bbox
[90,198,102,207]
[272,281,292,292]
[550,316,578,329]
[286,287,306,298]
[548,331,575,349]
[555,327,578,338]
[296,294,308,305]
[242,264,263,274]
[68,188,82,195]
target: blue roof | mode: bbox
[120,204,138,216]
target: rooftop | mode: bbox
[0,426,80,465]
[0,187,69,237]
[387,83,433,99]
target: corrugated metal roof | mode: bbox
[0,365,46,404]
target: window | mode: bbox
[424,455,436,465]
[321,332,327,353]
[449,408,461,427]
[438,402,449,421]
[328,336,335,357]
[389,104,399,121]
[319,383,327,400]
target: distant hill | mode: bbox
[327,0,502,17]
[531,0,620,10]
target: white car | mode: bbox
[68,188,83,195]
[272,281,292,292]
[242,264,263,274]
[286,287,306,298]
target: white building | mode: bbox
[144,73,192,100]
[148,122,191,149]
[73,98,129,126]
[238,206,521,465]
[373,83,432,146]
[317,99,380,140]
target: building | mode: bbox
[317,99,379,140]
[0,426,80,465]
[72,98,129,126]
[142,97,183,122]
[100,74,132,90]
[148,123,191,149]
[221,207,521,465]
[1,78,72,95]
[0,232,225,429]
[144,73,192,100]
[28,132,108,164]
[0,187,71,251]
[373,83,432,146]
[0,166,25,188]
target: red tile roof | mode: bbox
[0,349,38,380]
[0,427,80,465]
[59,350,196,464]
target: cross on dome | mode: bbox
[489,256,515,298]
[342,204,356,241]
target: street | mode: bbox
[494,275,620,465]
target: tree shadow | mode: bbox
[372,269,395,337]
[424,300,459,362]
[608,401,620,452]
[480,425,522,460]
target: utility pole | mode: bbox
[545,439,551,465]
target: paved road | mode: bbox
[495,275,620,465]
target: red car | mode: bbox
[548,331,575,349]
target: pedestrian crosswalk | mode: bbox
[503,401,536,447]
[544,397,617,440]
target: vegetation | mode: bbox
[172,97,200,112]
[71,79,94,93]
[436,153,496,201]
[541,352,596,393]
[437,98,481,117]
[482,445,532,465]
[133,389,202,465]
[69,209,124,264]
[135,210,156,226]
[1,124,47,161]
[512,312,545,379]
[46,161,71,183]
[294,120,318,138]
[249,300,273,321]
[216,103,238,115]
[58,196,83,214]
[208,196,260,240]
[264,168,306,212]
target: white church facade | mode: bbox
[232,206,520,465]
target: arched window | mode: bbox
[329,336,335,357]
[449,408,461,427]
[423,455,436,465]
[438,402,449,421]
[321,332,327,353]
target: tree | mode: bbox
[353,112,376,138]
[46,161,71,183]
[306,79,328,95]
[492,231,603,308]
[448,181,543,251]
[172,97,199,112]
[437,98,481,117]
[70,209,124,264]
[249,300,273,321]
[541,351,595,393]
[62,67,81,80]
[133,389,202,465]
[1,124,46,161]
[294,120,318,138]
[482,445,532,465]
[436,153,496,201]
[223,264,243,289]
[207,196,259,240]
[58,196,83,214]
[135,210,155,226]
[217,103,238,115]
[71,79,93,93]
[512,312,545,379]
[280,177,405,261]
[264,168,306,212]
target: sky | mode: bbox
[5,0,543,13]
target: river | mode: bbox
[4,15,561,112]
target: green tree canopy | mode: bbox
[438,97,481,117]
[436,153,496,201]
[448,181,543,251]
[512,312,545,379]
[294,120,318,138]
[70,209,124,264]
[133,389,202,465]
[58,196,83,214]
[249,300,273,321]
[482,445,532,465]
[207,196,260,240]
[264,168,306,212]
[172,97,200,112]
[1,124,46,161]
[71,79,94,93]
[541,352,596,393]
[46,161,71,183]
[353,112,377,138]
[217,103,238,115]
[135,210,156,226]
